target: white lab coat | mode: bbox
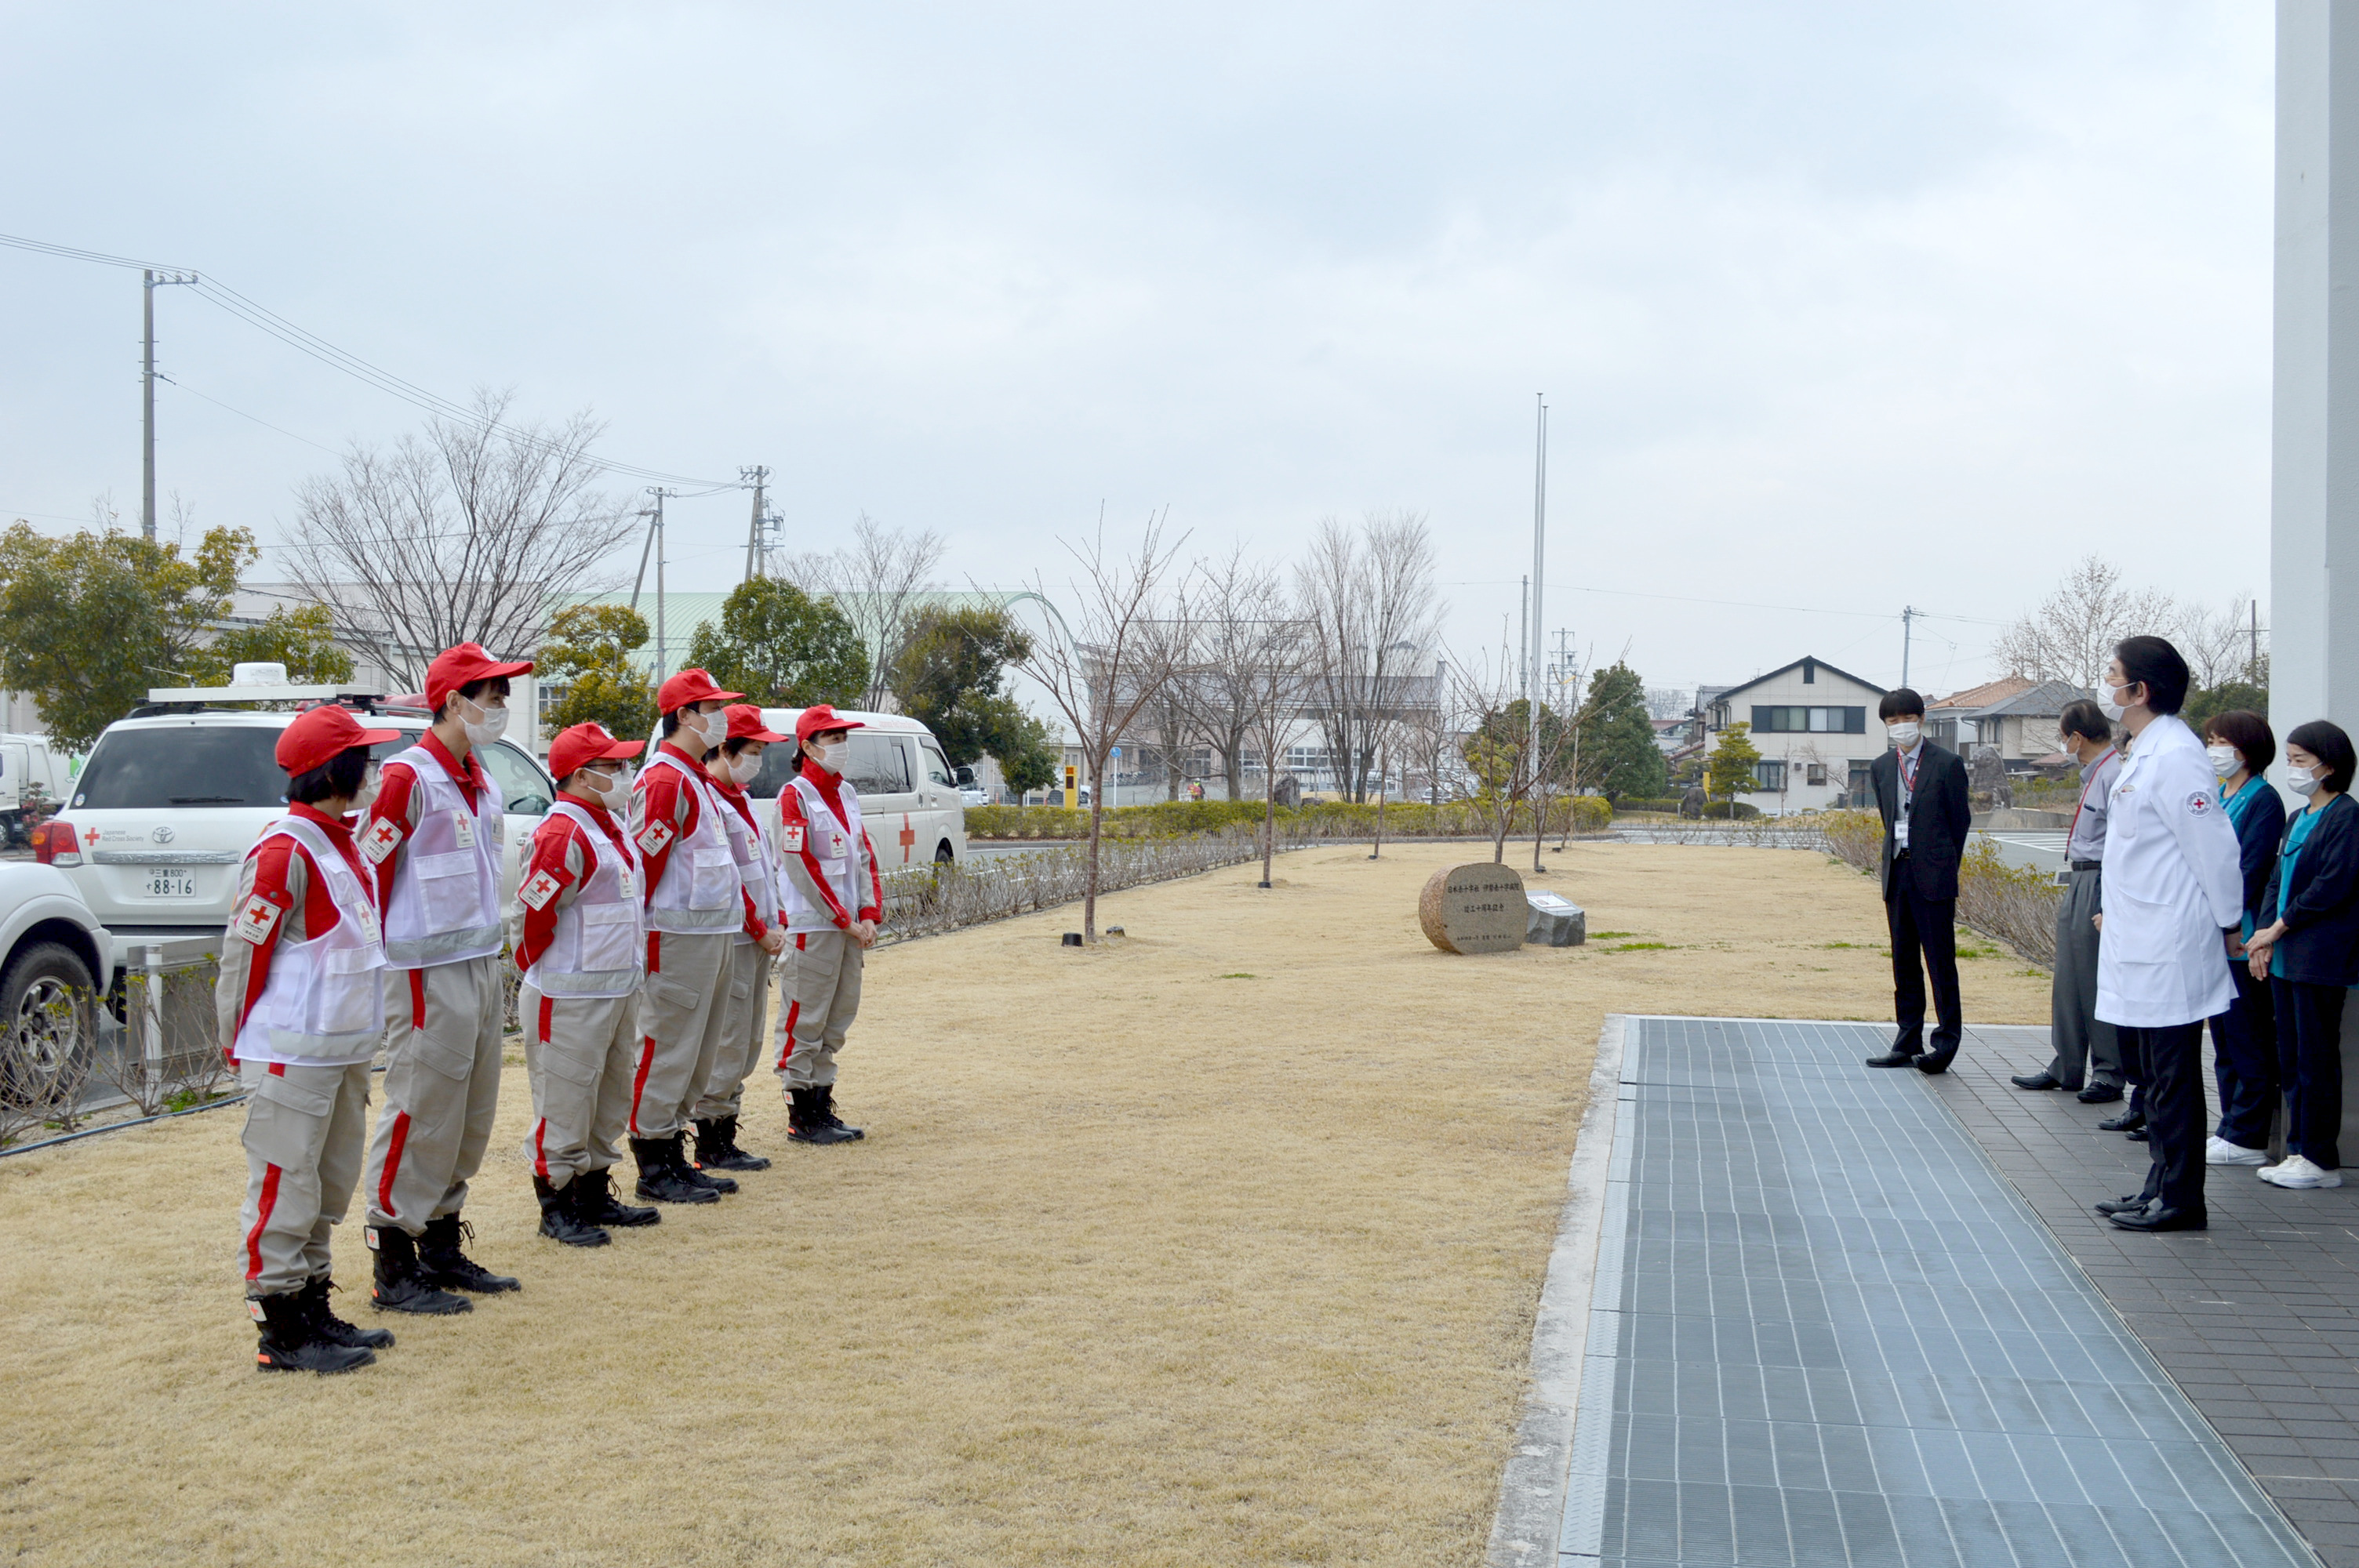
[2094,713,2245,1026]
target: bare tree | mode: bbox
[784,513,947,712]
[285,389,630,688]
[1016,511,1190,941]
[1990,557,2179,691]
[1293,511,1441,802]
[1446,650,1540,866]
[1234,596,1310,887]
[1174,547,1291,800]
[2174,593,2265,690]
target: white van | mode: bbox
[0,734,75,848]
[740,709,967,869]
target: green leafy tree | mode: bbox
[889,606,1040,771]
[1705,721,1763,801]
[0,521,256,750]
[1460,697,1532,797]
[187,603,355,686]
[2183,680,2269,734]
[537,604,656,742]
[1576,661,1669,802]
[684,578,867,707]
[997,710,1062,797]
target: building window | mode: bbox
[1750,706,1866,734]
[1805,762,1826,786]
[1754,759,1787,792]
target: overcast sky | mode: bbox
[0,2,2274,704]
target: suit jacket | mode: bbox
[1871,741,1972,902]
[2260,792,2359,987]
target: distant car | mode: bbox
[954,764,989,810]
[736,708,968,867]
[39,698,555,971]
[0,734,75,849]
[0,862,113,1107]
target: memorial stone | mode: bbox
[1418,862,1528,954]
[1525,891,1586,948]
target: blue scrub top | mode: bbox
[2273,804,2328,979]
[2224,775,2270,943]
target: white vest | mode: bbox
[636,750,741,934]
[381,744,504,966]
[232,815,388,1065]
[716,789,778,946]
[522,801,645,998]
[780,773,867,933]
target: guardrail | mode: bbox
[1,938,230,1150]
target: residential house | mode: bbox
[1701,656,1889,813]
[1928,676,2089,770]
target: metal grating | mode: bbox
[1561,1016,2319,1567]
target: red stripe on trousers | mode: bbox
[647,931,661,974]
[534,995,555,1175]
[377,1111,411,1219]
[627,1036,657,1138]
[409,967,427,1029]
[245,1163,282,1281]
[538,994,553,1043]
[777,1000,801,1068]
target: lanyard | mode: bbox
[2066,748,2117,849]
[1899,746,1919,796]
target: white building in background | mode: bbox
[1702,655,1889,815]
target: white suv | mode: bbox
[40,706,554,967]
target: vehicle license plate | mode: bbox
[146,872,197,898]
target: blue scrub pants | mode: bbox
[2272,978,2346,1171]
[2208,964,2277,1151]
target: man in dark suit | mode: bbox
[1865,688,1974,1073]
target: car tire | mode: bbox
[934,842,954,866]
[0,941,98,1107]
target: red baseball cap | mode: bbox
[724,703,789,744]
[426,642,534,710]
[277,706,401,776]
[548,721,645,780]
[794,703,865,744]
[657,667,746,715]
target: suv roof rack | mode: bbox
[137,684,431,717]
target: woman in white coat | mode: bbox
[2088,636,2246,1233]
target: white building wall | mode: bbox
[1714,666,1885,815]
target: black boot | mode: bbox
[696,1116,770,1172]
[789,1085,856,1145]
[632,1135,718,1204]
[817,1085,863,1141]
[299,1275,394,1350]
[675,1131,738,1193]
[578,1167,660,1227]
[417,1212,522,1294]
[253,1289,376,1374]
[367,1224,473,1316]
[534,1175,611,1248]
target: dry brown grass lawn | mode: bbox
[0,841,2046,1567]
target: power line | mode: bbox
[1434,579,2008,627]
[0,230,738,490]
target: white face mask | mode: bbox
[731,751,765,786]
[2290,765,2323,797]
[2098,682,2133,724]
[674,709,718,751]
[349,765,382,815]
[1887,722,1921,747]
[2207,745,2241,779]
[453,692,509,749]
[580,768,627,808]
[812,739,849,775]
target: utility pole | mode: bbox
[1900,604,1921,690]
[740,465,769,584]
[1517,575,1528,696]
[630,488,676,684]
[1531,394,1548,742]
[140,268,198,539]
[2252,600,2261,681]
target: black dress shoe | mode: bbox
[2109,1205,2206,1232]
[2011,1072,2063,1091]
[2098,1109,2146,1133]
[1914,1051,1956,1076]
[1865,1050,1921,1069]
[2125,1127,2150,1143]
[2093,1195,2150,1217]
[2076,1082,2124,1105]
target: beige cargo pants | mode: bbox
[238,1059,373,1295]
[692,941,769,1122]
[362,953,505,1232]
[630,931,733,1142]
[775,929,863,1090]
[518,986,640,1187]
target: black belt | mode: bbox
[2071,860,2101,872]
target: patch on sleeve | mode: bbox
[2187,790,2214,817]
[637,820,674,856]
[359,816,402,864]
[777,823,805,855]
[233,895,283,946]
[519,869,563,910]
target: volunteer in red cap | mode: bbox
[216,704,401,1374]
[772,702,884,1145]
[688,703,791,1171]
[357,641,533,1313]
[624,667,769,1202]
[512,722,663,1247]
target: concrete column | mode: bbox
[2270,2,2359,1161]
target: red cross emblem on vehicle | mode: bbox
[82,826,100,847]
[900,815,916,862]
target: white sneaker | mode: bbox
[2207,1137,2270,1166]
[2259,1155,2344,1189]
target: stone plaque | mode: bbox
[1418,862,1528,953]
[1525,891,1587,948]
